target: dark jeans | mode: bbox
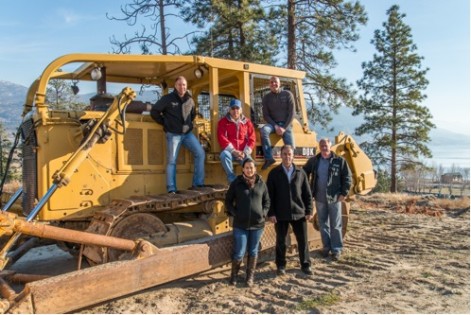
[275,218,310,269]
[232,227,264,260]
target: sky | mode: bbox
[0,0,469,135]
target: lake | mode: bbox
[425,144,470,170]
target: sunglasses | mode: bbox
[230,107,240,110]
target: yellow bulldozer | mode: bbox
[0,54,376,313]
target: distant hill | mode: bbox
[0,80,27,104]
[0,80,27,131]
[0,80,469,151]
[314,106,469,147]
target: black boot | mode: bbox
[229,259,242,285]
[245,255,258,287]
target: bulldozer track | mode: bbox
[82,185,229,265]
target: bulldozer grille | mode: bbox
[20,119,37,215]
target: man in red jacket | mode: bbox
[217,99,256,183]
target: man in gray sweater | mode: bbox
[260,76,296,170]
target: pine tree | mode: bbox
[110,0,366,130]
[46,71,86,111]
[182,0,279,64]
[107,0,195,55]
[0,123,20,185]
[353,5,434,192]
[282,0,368,130]
[185,0,367,129]
[0,124,8,178]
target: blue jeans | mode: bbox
[165,132,205,192]
[232,227,264,260]
[315,200,343,254]
[260,123,294,160]
[219,150,244,183]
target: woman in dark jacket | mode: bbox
[225,158,270,287]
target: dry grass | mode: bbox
[435,196,470,210]
[1,180,21,192]
[354,193,470,217]
[0,180,22,208]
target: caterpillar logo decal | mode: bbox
[255,146,316,158]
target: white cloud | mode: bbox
[56,9,100,25]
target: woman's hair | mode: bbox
[242,157,255,168]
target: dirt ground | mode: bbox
[77,195,470,314]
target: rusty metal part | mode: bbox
[107,213,166,262]
[5,222,321,313]
[10,240,230,314]
[4,273,50,284]
[155,219,214,247]
[0,277,15,301]
[5,238,39,266]
[0,298,10,314]
[0,212,138,253]
[0,233,22,270]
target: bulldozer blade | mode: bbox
[5,221,320,313]
[8,237,231,314]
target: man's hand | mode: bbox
[275,125,285,136]
[268,216,277,224]
[231,150,244,160]
[305,214,313,222]
[338,195,346,202]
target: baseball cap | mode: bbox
[230,99,241,108]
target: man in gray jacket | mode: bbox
[303,138,352,261]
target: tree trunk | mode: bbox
[287,0,296,69]
[237,0,246,59]
[390,50,398,193]
[390,111,398,192]
[159,0,167,55]
[238,23,245,59]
